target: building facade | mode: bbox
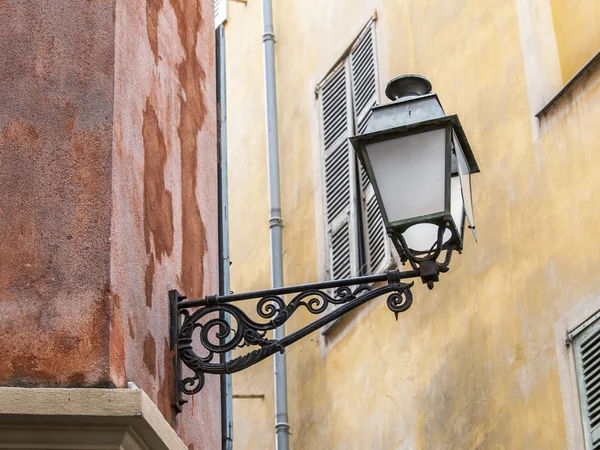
[0,0,220,448]
[225,0,600,448]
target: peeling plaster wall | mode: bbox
[112,0,220,448]
[226,0,600,449]
[0,0,115,387]
[0,0,220,448]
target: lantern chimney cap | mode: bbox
[385,75,432,101]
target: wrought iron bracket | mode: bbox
[168,267,441,412]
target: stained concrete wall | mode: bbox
[225,0,600,448]
[0,0,116,387]
[0,0,220,448]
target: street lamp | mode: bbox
[169,75,480,411]
[350,75,479,288]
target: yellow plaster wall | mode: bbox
[550,0,600,82]
[225,1,275,447]
[225,0,600,448]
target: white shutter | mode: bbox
[349,23,390,274]
[319,62,358,280]
[215,0,228,29]
[573,318,600,450]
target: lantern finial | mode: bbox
[385,75,432,101]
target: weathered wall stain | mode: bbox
[2,0,219,446]
[0,121,50,297]
[112,0,220,446]
[0,289,110,387]
[0,121,41,292]
[109,291,126,387]
[142,97,174,262]
[145,252,155,308]
[169,0,208,298]
[128,313,136,339]
[146,0,164,64]
[157,337,176,423]
[1,91,112,387]
[1,120,39,146]
[143,332,157,378]
[0,119,115,386]
[0,0,116,387]
[71,129,113,277]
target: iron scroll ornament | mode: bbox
[169,269,417,412]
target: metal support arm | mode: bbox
[169,269,420,412]
[169,225,461,412]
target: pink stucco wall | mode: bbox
[112,0,220,447]
[0,0,220,448]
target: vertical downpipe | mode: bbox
[216,24,234,450]
[261,0,290,448]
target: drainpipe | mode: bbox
[261,1,290,449]
[217,24,234,450]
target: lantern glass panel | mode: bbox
[451,175,465,239]
[365,127,447,225]
[453,130,475,231]
[403,223,445,252]
[402,177,462,252]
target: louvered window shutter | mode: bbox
[573,319,600,449]
[319,62,358,280]
[349,24,390,274]
[215,0,228,29]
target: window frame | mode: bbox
[554,293,600,450]
[317,59,360,282]
[316,20,391,285]
[314,20,394,338]
[570,313,600,449]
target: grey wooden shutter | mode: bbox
[349,23,390,274]
[319,62,358,280]
[573,318,600,449]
